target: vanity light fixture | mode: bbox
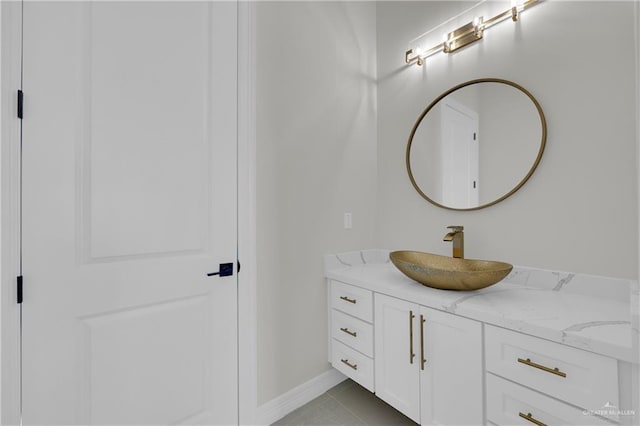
[405,0,540,66]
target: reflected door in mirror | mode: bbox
[441,99,479,209]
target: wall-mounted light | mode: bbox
[405,0,540,66]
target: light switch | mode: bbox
[344,212,352,229]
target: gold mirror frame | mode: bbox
[406,78,547,211]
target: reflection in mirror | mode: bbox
[407,79,546,211]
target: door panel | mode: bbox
[87,2,211,259]
[84,296,209,424]
[420,307,483,426]
[373,294,420,423]
[21,2,238,424]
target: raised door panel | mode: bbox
[374,294,420,423]
[420,307,483,426]
[82,296,210,424]
[87,3,212,259]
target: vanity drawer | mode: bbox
[487,373,613,426]
[331,309,374,357]
[485,325,619,419]
[330,281,373,322]
[331,339,374,392]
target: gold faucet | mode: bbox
[443,226,464,259]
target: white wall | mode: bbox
[255,2,377,405]
[377,1,638,279]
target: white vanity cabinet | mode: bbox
[325,250,638,426]
[374,293,483,425]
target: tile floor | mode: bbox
[272,379,418,426]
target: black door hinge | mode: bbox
[17,275,23,304]
[17,90,23,119]
[473,132,476,141]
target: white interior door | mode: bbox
[21,2,238,424]
[441,100,479,208]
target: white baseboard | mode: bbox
[255,368,347,426]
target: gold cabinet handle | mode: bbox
[409,310,415,364]
[420,314,426,370]
[517,358,567,378]
[519,412,546,426]
[339,296,357,304]
[340,327,357,337]
[340,358,358,370]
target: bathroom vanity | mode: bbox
[325,250,639,426]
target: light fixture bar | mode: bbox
[443,18,484,54]
[405,0,540,66]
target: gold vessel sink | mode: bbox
[390,251,513,291]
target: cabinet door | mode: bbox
[420,307,483,426]
[374,294,421,423]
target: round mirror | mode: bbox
[407,78,546,211]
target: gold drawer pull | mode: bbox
[519,412,546,426]
[340,327,357,337]
[517,358,567,378]
[420,314,426,370]
[409,310,415,364]
[340,358,358,370]
[339,296,357,304]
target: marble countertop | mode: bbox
[325,250,639,364]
